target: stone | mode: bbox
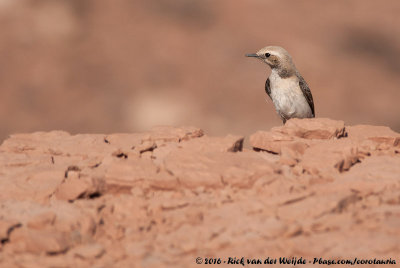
[282,118,346,139]
[0,122,399,267]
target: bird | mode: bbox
[246,46,315,124]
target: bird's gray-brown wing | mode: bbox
[298,76,315,117]
[265,78,272,100]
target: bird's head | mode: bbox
[246,46,296,76]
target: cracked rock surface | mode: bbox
[0,119,399,267]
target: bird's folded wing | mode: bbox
[298,76,315,117]
[265,78,272,100]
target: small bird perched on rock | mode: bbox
[246,46,315,124]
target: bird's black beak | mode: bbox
[245,53,259,58]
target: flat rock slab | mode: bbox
[0,121,399,267]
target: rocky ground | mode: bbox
[1,0,400,141]
[0,118,399,268]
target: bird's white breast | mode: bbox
[268,69,312,120]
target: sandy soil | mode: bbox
[0,118,399,267]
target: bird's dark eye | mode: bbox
[265,53,271,58]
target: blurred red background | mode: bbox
[1,0,400,142]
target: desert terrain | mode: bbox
[1,1,400,267]
[0,0,400,141]
[0,118,399,267]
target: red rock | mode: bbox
[133,140,157,154]
[180,135,244,152]
[0,123,399,267]
[103,157,160,193]
[26,212,56,230]
[163,151,274,188]
[150,142,180,166]
[282,118,346,139]
[301,139,363,175]
[338,155,400,194]
[249,130,295,153]
[0,219,21,243]
[346,124,400,146]
[8,228,71,254]
[279,141,309,166]
[54,174,101,201]
[0,132,113,157]
[25,170,65,203]
[103,133,144,150]
[70,243,105,259]
[141,126,204,143]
